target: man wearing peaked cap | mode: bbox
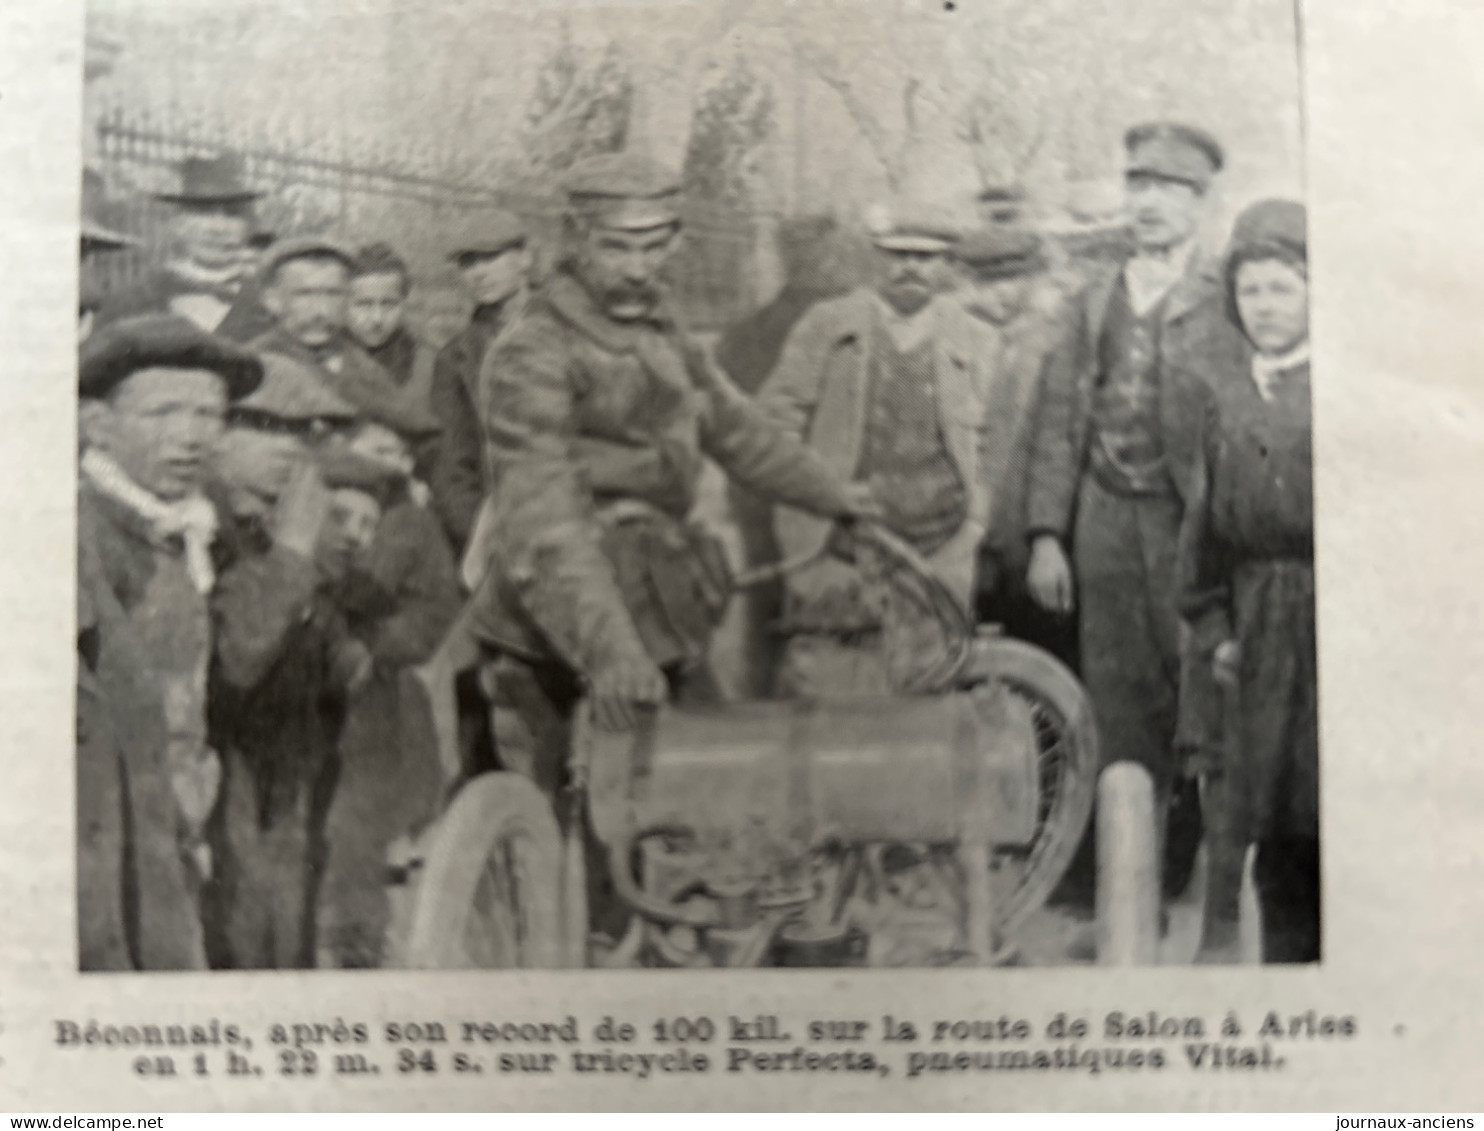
[463,147,868,874]
[753,200,1008,699]
[93,153,267,340]
[76,315,262,971]
[1021,119,1241,912]
[428,209,533,554]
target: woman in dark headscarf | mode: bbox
[1178,199,1317,963]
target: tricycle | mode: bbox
[387,524,1100,969]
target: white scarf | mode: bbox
[1124,239,1196,317]
[82,449,218,594]
[1251,340,1311,403]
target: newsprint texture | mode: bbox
[0,0,1482,1113]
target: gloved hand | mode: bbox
[589,655,668,731]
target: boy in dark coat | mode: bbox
[1178,199,1317,963]
[206,353,398,968]
[316,393,460,968]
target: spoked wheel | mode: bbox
[401,772,566,968]
[980,638,1098,937]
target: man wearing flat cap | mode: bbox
[77,315,263,970]
[426,210,533,555]
[754,202,1007,697]
[955,226,1080,667]
[94,154,269,340]
[203,351,400,968]
[249,236,410,427]
[470,150,867,834]
[1022,121,1238,904]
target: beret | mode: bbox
[447,210,529,261]
[1228,198,1307,260]
[233,351,358,424]
[864,201,960,253]
[344,381,442,441]
[79,314,263,402]
[565,152,682,231]
[955,226,1046,278]
[260,234,357,280]
[1124,121,1225,190]
[317,445,403,508]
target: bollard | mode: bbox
[1096,762,1160,965]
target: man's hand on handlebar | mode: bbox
[590,656,668,731]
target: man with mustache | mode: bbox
[1022,122,1235,908]
[468,152,868,858]
[754,204,1010,698]
[94,154,270,341]
[249,237,408,424]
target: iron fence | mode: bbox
[89,107,766,331]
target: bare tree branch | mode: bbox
[792,39,901,190]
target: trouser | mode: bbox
[318,674,444,969]
[1254,833,1320,963]
[216,750,319,970]
[1068,477,1197,901]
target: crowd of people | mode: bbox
[75,118,1316,973]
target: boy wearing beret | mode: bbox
[77,314,263,970]
[315,392,461,968]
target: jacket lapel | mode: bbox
[1162,250,1219,327]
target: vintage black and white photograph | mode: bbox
[74,0,1311,974]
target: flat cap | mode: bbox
[864,201,960,253]
[1125,121,1225,191]
[318,445,403,507]
[447,210,529,261]
[260,234,357,280]
[565,151,682,231]
[79,314,263,401]
[955,226,1047,279]
[233,351,358,424]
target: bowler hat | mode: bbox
[232,351,358,425]
[955,226,1046,279]
[260,235,357,281]
[1124,122,1225,191]
[565,152,682,231]
[153,154,263,206]
[447,210,529,262]
[79,314,263,401]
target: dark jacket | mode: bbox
[1177,352,1315,840]
[77,485,214,971]
[428,300,523,552]
[95,265,274,342]
[470,271,856,677]
[1025,251,1236,541]
[247,327,402,415]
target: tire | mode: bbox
[401,772,566,969]
[980,637,1099,936]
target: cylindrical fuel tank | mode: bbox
[587,688,1039,850]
